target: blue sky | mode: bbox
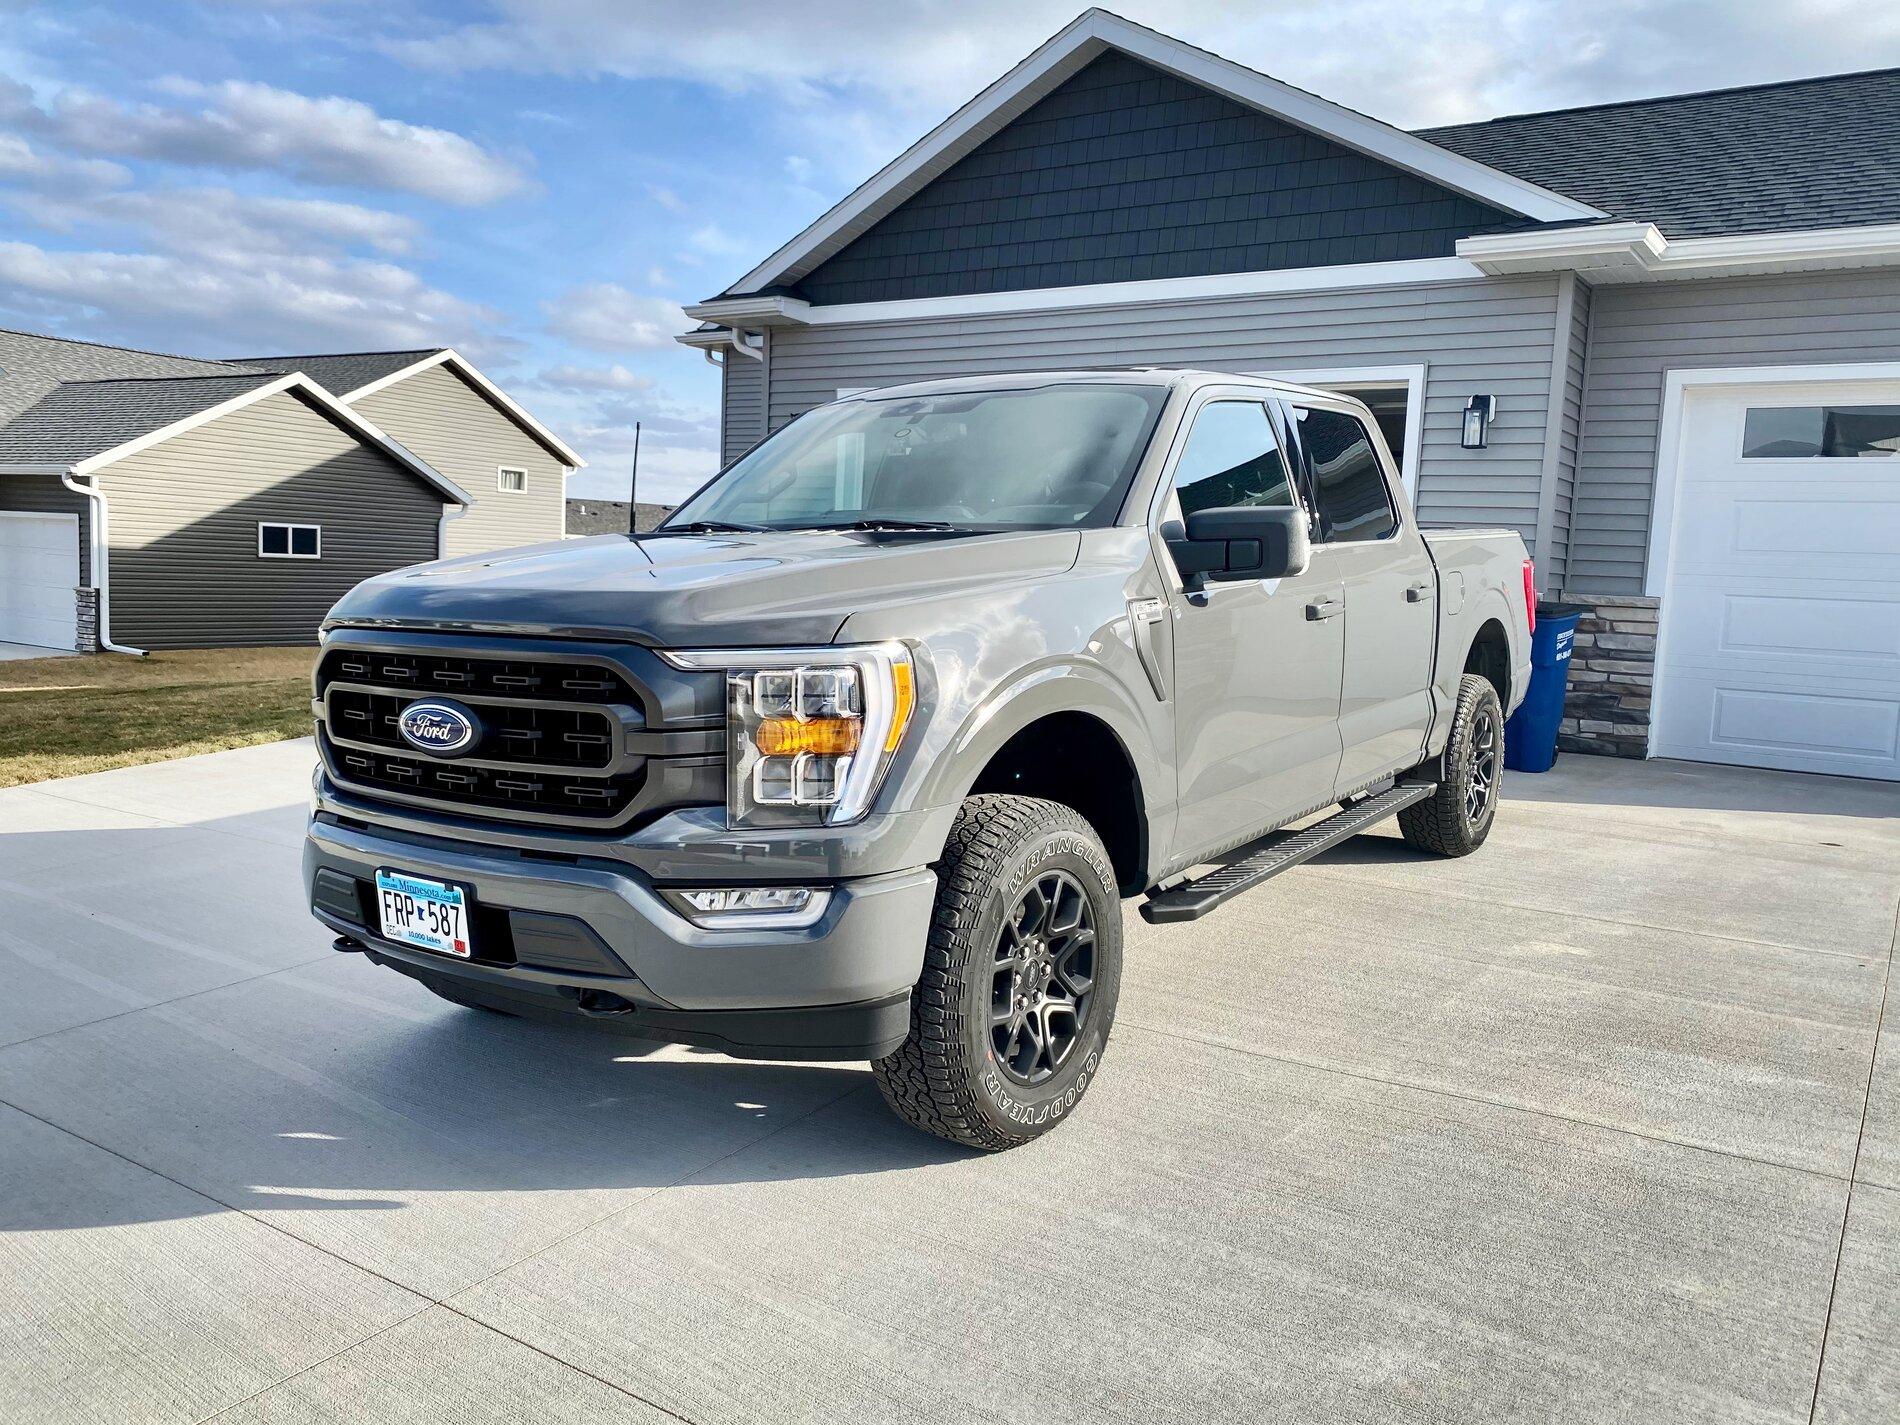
[3,1,1897,501]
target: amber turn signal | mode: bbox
[755,716,863,757]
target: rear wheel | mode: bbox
[1399,673,1503,857]
[873,794,1122,1151]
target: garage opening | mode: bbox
[0,510,80,651]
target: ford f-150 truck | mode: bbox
[306,370,1531,1149]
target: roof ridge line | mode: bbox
[0,325,239,366]
[1418,63,1900,131]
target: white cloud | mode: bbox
[542,282,687,352]
[8,185,421,256]
[646,183,688,213]
[383,0,1900,139]
[0,238,497,353]
[3,76,525,204]
[0,133,128,192]
[536,362,657,393]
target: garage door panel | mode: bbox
[0,511,80,651]
[1657,382,1900,781]
[1675,491,1900,578]
[1656,677,1900,777]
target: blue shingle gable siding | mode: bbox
[788,51,1531,305]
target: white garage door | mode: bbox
[0,511,80,651]
[1655,380,1900,780]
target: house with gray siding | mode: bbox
[680,8,1900,782]
[0,331,582,652]
[228,349,583,559]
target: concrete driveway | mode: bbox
[2,741,1895,1423]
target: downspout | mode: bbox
[59,466,146,657]
[437,500,468,558]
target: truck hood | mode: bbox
[325,528,1085,648]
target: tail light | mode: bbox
[1522,559,1537,634]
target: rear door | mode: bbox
[1280,400,1435,794]
[1158,392,1344,859]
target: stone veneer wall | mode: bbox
[74,586,100,654]
[1557,595,1659,759]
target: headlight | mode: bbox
[660,643,917,828]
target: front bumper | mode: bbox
[304,813,935,1060]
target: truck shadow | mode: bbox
[0,808,980,1235]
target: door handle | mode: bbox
[1405,579,1434,603]
[1305,594,1344,621]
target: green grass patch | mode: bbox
[0,646,317,787]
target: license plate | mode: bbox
[374,869,471,958]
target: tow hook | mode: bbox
[332,935,367,954]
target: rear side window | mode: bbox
[1170,400,1293,518]
[1293,406,1396,541]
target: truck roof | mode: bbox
[834,369,1344,403]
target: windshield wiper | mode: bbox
[804,518,962,533]
[651,519,771,535]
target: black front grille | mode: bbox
[327,687,616,769]
[322,649,635,704]
[317,643,652,827]
[324,737,641,820]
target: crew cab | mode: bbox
[305,370,1531,1149]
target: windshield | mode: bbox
[666,383,1168,532]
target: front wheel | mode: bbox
[873,794,1123,1151]
[1398,673,1504,857]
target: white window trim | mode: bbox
[1643,359,1900,762]
[258,521,321,559]
[497,466,528,493]
[1248,364,1425,497]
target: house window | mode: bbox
[498,467,528,492]
[1742,406,1900,458]
[259,523,320,559]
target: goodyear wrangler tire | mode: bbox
[1399,673,1504,857]
[872,794,1122,1151]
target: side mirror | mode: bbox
[1167,505,1310,586]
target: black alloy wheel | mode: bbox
[990,870,1097,1086]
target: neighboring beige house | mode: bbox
[231,349,583,558]
[0,328,581,653]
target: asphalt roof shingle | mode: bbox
[0,373,282,466]
[225,350,442,397]
[1418,67,1900,238]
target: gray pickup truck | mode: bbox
[305,370,1531,1149]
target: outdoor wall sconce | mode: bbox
[1461,394,1496,449]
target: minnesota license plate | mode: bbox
[374,869,471,958]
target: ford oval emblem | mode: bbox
[397,699,480,757]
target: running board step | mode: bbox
[1140,782,1437,925]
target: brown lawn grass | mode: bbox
[0,646,317,787]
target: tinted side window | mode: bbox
[1294,406,1396,541]
[1171,401,1293,518]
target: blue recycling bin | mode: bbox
[1504,602,1586,773]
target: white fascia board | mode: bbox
[74,373,473,506]
[722,9,1600,298]
[340,349,586,469]
[702,257,1487,329]
[1460,220,1900,281]
[684,295,811,326]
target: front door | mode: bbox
[1160,395,1345,860]
[1284,401,1436,793]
